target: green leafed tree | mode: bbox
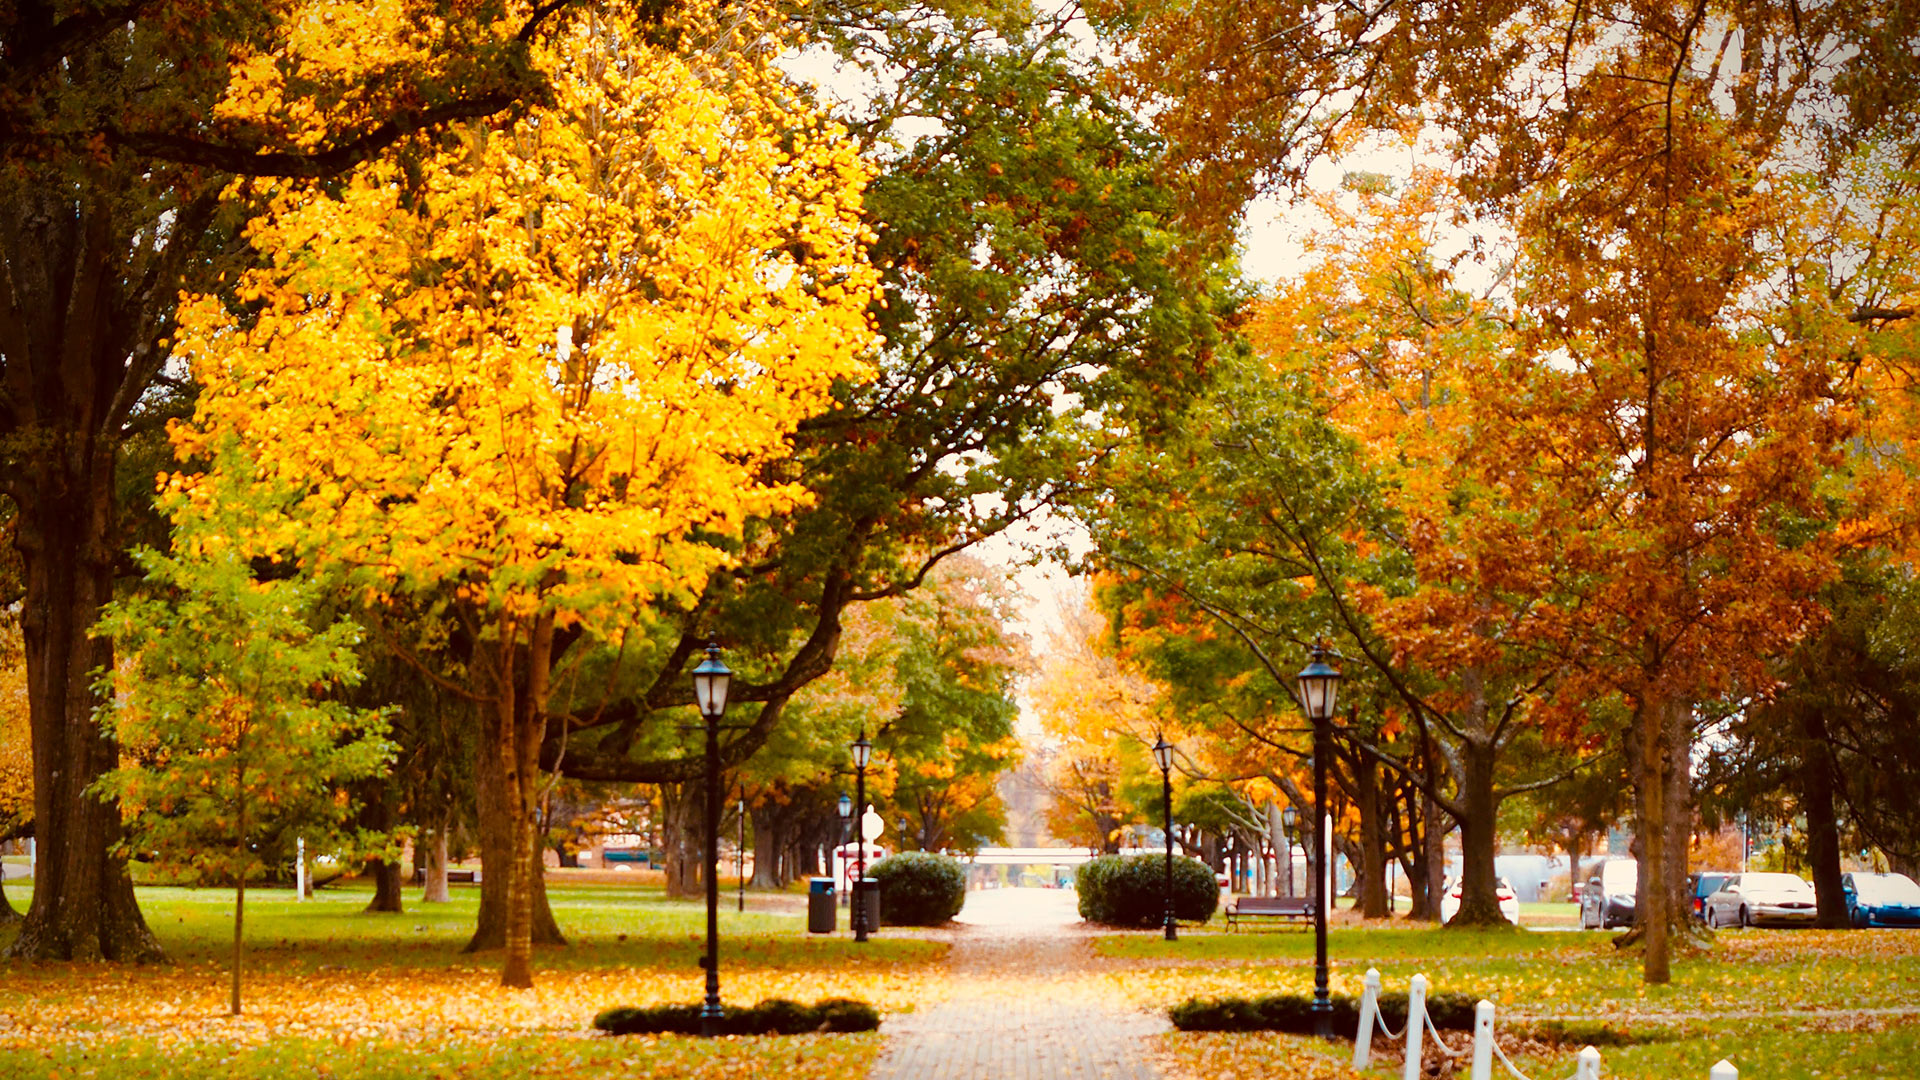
[95,440,393,1014]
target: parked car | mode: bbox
[1842,872,1920,928]
[1703,872,1817,928]
[1689,871,1735,922]
[1580,859,1637,930]
[1440,876,1520,925]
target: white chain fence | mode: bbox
[1352,968,1741,1080]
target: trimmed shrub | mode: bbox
[1168,991,1481,1035]
[593,997,881,1036]
[1076,853,1218,928]
[869,851,967,926]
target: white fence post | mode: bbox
[1470,999,1494,1080]
[1710,1061,1738,1080]
[1575,1045,1601,1080]
[1354,968,1382,1068]
[1402,973,1429,1080]
[295,837,306,902]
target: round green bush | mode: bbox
[869,851,967,926]
[1076,853,1218,928]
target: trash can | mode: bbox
[808,877,836,934]
[854,877,882,933]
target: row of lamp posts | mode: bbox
[693,639,1341,1040]
[1151,645,1342,1037]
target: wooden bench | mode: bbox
[446,868,480,884]
[1225,896,1312,931]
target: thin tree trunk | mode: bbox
[1629,691,1678,983]
[232,756,247,1016]
[1355,756,1389,918]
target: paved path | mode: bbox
[868,888,1168,1080]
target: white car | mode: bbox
[1441,875,1520,925]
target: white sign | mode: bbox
[861,805,885,842]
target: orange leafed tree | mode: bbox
[167,0,877,989]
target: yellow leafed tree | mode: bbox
[168,0,876,988]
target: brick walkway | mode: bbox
[867,889,1168,1080]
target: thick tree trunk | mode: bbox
[0,872,17,922]
[365,859,406,913]
[463,659,564,956]
[422,822,452,904]
[1,166,222,966]
[1798,709,1849,928]
[750,804,785,889]
[6,475,163,962]
[1449,734,1506,926]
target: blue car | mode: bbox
[1842,872,1920,928]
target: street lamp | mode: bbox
[737,792,746,914]
[1296,643,1341,1038]
[1152,734,1177,941]
[691,642,733,1038]
[1282,805,1298,898]
[850,729,873,943]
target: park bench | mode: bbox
[446,868,480,884]
[1224,895,1312,931]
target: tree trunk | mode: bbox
[362,785,403,913]
[1448,734,1505,926]
[0,871,17,922]
[5,471,164,962]
[1354,755,1389,918]
[1799,708,1849,928]
[1563,831,1586,903]
[463,656,564,956]
[751,803,785,889]
[660,781,703,899]
[1,165,224,966]
[422,822,452,904]
[1628,691,1689,984]
[365,859,406,913]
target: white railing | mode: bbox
[1353,968,1740,1080]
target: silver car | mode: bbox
[1703,872,1817,928]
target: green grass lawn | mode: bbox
[0,880,939,1080]
[1113,920,1920,1079]
[4,883,1917,1079]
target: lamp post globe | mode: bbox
[691,642,732,1037]
[850,730,873,943]
[1152,734,1177,941]
[1294,644,1341,1038]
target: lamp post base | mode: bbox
[1163,915,1178,941]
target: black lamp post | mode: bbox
[1152,734,1177,941]
[737,792,746,913]
[850,729,873,943]
[1283,805,1298,898]
[691,643,733,1038]
[1296,644,1342,1039]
